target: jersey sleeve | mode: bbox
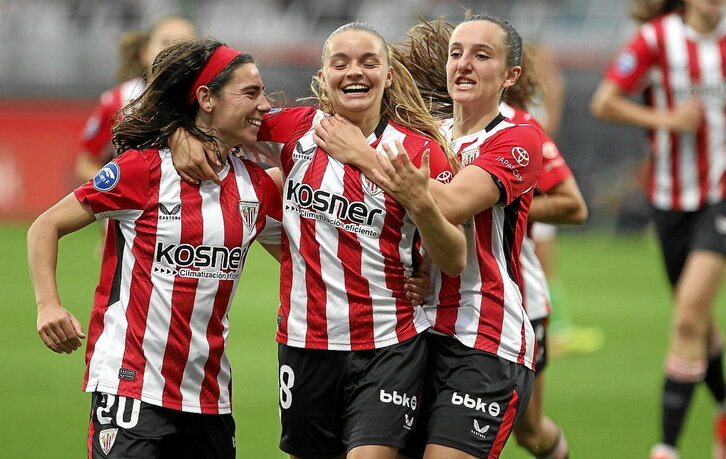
[470,125,543,205]
[77,89,119,158]
[254,171,283,245]
[537,137,573,193]
[603,25,657,94]
[250,107,318,168]
[74,150,151,220]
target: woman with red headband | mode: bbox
[27,39,281,459]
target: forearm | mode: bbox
[410,195,466,277]
[591,82,669,131]
[27,218,63,309]
[529,194,588,225]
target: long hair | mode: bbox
[503,41,543,111]
[630,0,684,22]
[112,39,253,154]
[310,22,458,170]
[116,30,148,82]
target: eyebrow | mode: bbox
[449,42,496,53]
[328,52,382,60]
[239,84,264,92]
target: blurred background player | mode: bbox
[28,39,281,458]
[590,0,726,457]
[74,15,198,183]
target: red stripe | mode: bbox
[340,165,375,349]
[488,389,520,457]
[116,156,162,398]
[199,166,244,413]
[87,408,95,459]
[686,39,710,208]
[160,181,204,410]
[473,210,505,355]
[301,151,330,348]
[434,272,461,334]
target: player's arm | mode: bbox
[590,77,702,133]
[27,194,95,354]
[260,243,282,262]
[529,177,588,225]
[169,128,221,185]
[373,142,466,277]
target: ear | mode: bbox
[502,65,522,90]
[317,69,326,87]
[384,65,393,88]
[196,86,214,113]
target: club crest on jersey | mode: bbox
[99,428,119,455]
[361,174,383,196]
[239,201,260,231]
[93,162,121,192]
[158,203,181,221]
[460,148,479,166]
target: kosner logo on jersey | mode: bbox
[155,242,243,270]
[285,180,383,237]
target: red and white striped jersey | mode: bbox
[255,106,454,351]
[77,78,145,161]
[604,12,726,211]
[74,148,282,414]
[501,103,573,321]
[425,115,542,370]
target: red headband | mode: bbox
[186,46,243,104]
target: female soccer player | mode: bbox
[28,40,281,458]
[170,22,465,459]
[315,14,543,458]
[590,1,726,457]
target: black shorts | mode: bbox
[404,333,534,459]
[531,318,548,374]
[278,334,427,458]
[88,392,235,459]
[651,200,726,286]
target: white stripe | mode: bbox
[141,153,179,404]
[699,38,726,204]
[453,222,482,349]
[520,236,550,321]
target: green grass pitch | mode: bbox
[4,223,723,458]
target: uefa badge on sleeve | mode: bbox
[98,428,119,455]
[239,201,260,232]
[93,162,121,192]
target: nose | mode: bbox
[346,62,363,79]
[457,54,473,72]
[258,94,272,114]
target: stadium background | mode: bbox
[1,0,723,457]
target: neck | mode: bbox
[195,113,228,174]
[340,110,381,138]
[685,7,722,33]
[452,103,501,138]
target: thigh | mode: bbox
[531,318,548,374]
[651,207,693,287]
[89,392,176,459]
[425,336,535,459]
[278,344,347,458]
[165,412,236,459]
[344,334,428,452]
[692,201,726,256]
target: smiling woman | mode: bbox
[27,39,282,459]
[169,22,466,459]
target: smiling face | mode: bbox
[318,29,393,122]
[208,63,271,147]
[446,20,520,113]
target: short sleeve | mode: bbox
[469,125,543,205]
[603,25,657,94]
[76,90,118,158]
[537,138,573,193]
[74,150,151,220]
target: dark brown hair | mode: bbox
[112,39,253,154]
[630,0,684,23]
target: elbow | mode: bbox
[569,203,589,225]
[589,95,605,120]
[440,252,466,277]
